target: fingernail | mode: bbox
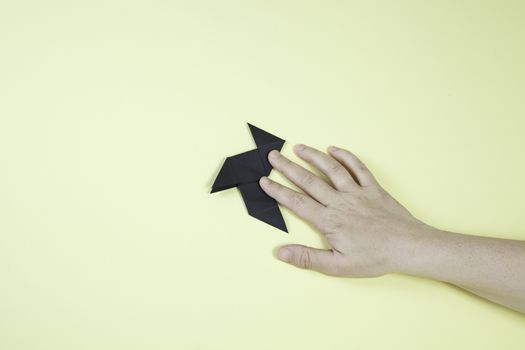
[294,144,305,152]
[277,248,292,262]
[260,176,271,186]
[268,150,280,160]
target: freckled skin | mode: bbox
[259,144,525,314]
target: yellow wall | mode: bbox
[1,1,524,349]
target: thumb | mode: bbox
[276,244,338,275]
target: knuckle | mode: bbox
[373,187,389,200]
[328,161,343,173]
[299,172,316,187]
[279,155,292,166]
[264,179,276,191]
[330,162,344,173]
[341,178,356,190]
[309,149,324,160]
[290,193,307,209]
[319,210,345,232]
[297,249,313,269]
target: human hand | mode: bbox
[259,144,525,312]
[259,145,433,277]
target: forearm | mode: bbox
[395,226,525,313]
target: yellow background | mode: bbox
[1,1,524,349]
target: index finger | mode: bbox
[259,176,325,229]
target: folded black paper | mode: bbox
[211,123,287,233]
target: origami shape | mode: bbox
[211,123,288,233]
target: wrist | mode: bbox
[389,222,448,276]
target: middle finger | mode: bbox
[294,144,358,192]
[268,150,338,205]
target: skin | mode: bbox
[259,144,525,314]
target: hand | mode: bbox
[259,144,432,277]
[260,144,525,313]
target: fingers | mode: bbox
[293,144,358,192]
[259,176,324,227]
[328,146,378,187]
[267,150,338,205]
[276,244,340,275]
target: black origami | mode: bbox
[211,123,287,233]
